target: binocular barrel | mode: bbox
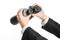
[10,5,41,25]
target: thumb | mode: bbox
[26,14,31,19]
[32,14,37,16]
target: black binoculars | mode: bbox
[10,5,41,25]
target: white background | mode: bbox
[0,0,60,40]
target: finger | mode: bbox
[32,3,42,9]
[16,15,20,23]
[31,14,36,16]
[27,14,31,17]
[26,14,31,19]
[32,3,38,7]
[17,9,23,23]
[17,9,21,14]
[19,8,24,16]
[17,9,21,17]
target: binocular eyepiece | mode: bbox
[10,5,41,25]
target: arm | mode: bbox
[22,27,47,40]
[42,18,60,38]
[32,4,60,38]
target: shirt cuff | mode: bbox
[21,25,29,34]
[41,17,49,26]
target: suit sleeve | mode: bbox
[22,27,47,40]
[42,18,60,38]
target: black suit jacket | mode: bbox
[42,18,60,38]
[22,27,47,40]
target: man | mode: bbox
[17,8,47,40]
[17,4,60,40]
[17,4,48,40]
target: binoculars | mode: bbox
[10,5,41,25]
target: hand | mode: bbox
[32,4,47,20]
[17,8,31,28]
